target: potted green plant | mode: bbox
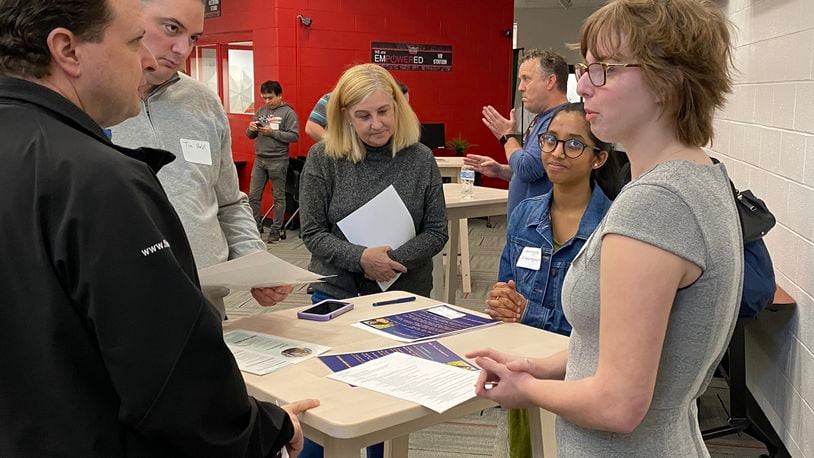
[446,134,477,156]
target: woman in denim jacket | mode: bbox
[485,102,618,457]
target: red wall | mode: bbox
[203,0,515,191]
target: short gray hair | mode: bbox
[520,48,568,94]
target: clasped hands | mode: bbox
[484,280,526,322]
[465,348,538,409]
[467,281,538,408]
[360,246,406,282]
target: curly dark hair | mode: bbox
[0,0,113,78]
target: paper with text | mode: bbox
[327,352,480,413]
[319,340,478,373]
[354,304,499,342]
[337,185,415,291]
[516,247,542,270]
[180,138,212,165]
[199,250,329,290]
[224,329,330,376]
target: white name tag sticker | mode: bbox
[516,247,542,270]
[180,138,212,165]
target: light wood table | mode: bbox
[435,156,465,181]
[436,183,508,305]
[224,291,566,458]
[434,157,475,296]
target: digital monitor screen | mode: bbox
[419,123,446,149]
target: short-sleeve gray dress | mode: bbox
[557,161,743,456]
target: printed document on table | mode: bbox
[337,185,415,292]
[319,340,478,373]
[198,250,328,290]
[327,352,480,413]
[224,329,330,376]
[353,304,499,342]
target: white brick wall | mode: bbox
[712,1,814,456]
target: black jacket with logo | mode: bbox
[0,76,293,457]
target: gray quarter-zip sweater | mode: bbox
[110,73,265,269]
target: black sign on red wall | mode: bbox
[371,42,452,72]
[204,0,221,18]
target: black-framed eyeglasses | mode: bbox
[538,133,601,158]
[574,62,641,87]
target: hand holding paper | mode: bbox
[337,185,415,291]
[251,284,294,307]
[360,246,407,282]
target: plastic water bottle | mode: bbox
[460,164,475,199]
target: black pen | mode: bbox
[372,296,417,307]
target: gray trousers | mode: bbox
[249,157,288,233]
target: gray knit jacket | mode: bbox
[300,141,448,299]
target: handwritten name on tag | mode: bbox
[180,138,212,165]
[516,246,542,270]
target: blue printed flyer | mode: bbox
[319,340,478,373]
[354,304,499,342]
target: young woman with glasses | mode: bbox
[469,0,741,456]
[483,102,618,457]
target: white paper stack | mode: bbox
[198,250,328,290]
[337,185,415,291]
[327,352,480,413]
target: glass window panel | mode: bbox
[227,48,254,114]
[190,47,218,96]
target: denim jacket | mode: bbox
[498,183,611,336]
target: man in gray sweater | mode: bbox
[111,0,292,317]
[246,80,300,242]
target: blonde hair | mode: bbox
[580,0,733,147]
[324,64,420,163]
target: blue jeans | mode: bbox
[301,291,383,458]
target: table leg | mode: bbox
[383,435,409,458]
[323,437,364,458]
[444,218,460,305]
[459,218,471,296]
[528,407,558,457]
[430,249,445,301]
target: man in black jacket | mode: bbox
[0,0,318,456]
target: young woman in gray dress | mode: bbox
[468,1,742,455]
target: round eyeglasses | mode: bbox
[574,62,641,87]
[538,133,601,159]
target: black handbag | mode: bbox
[732,186,776,243]
[712,158,776,243]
